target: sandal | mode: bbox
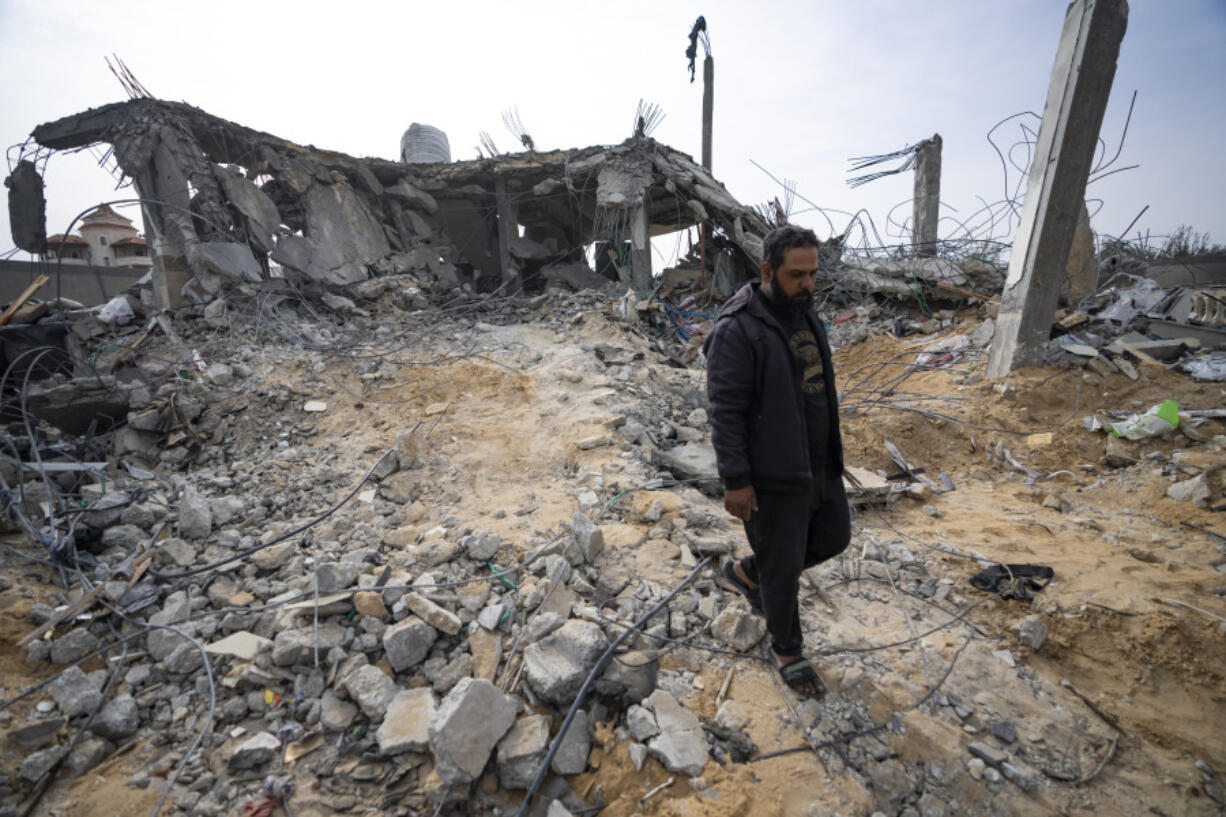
[722,561,764,614]
[777,656,827,698]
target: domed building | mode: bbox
[44,204,152,268]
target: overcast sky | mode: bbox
[2,0,1224,266]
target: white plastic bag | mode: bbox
[97,295,134,326]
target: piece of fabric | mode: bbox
[739,466,850,655]
[704,281,843,492]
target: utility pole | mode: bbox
[687,16,712,285]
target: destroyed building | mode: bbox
[21,98,773,308]
[2,19,1225,814]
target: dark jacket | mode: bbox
[703,281,844,491]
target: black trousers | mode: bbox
[740,465,851,656]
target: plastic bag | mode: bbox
[1109,399,1180,440]
[97,295,134,326]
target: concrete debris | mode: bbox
[228,732,280,770]
[569,512,605,562]
[47,666,102,718]
[643,689,708,776]
[343,664,399,722]
[376,687,437,755]
[523,620,610,706]
[428,678,519,784]
[550,709,591,776]
[49,627,100,665]
[383,616,439,671]
[496,713,552,789]
[710,605,766,652]
[20,745,67,783]
[1011,614,1049,651]
[404,592,463,635]
[92,694,140,741]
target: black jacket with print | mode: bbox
[702,281,844,491]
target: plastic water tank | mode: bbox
[400,123,451,164]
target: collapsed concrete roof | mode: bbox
[31,99,771,306]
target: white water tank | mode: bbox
[400,123,451,164]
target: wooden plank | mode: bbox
[18,583,106,647]
[0,274,50,328]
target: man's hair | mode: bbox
[763,225,821,271]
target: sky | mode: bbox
[2,0,1224,267]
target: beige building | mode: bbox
[44,204,152,268]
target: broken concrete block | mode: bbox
[644,689,708,776]
[48,666,102,718]
[569,512,605,562]
[344,665,398,722]
[320,691,359,732]
[523,620,609,706]
[1168,474,1211,503]
[270,182,389,286]
[404,592,462,635]
[711,605,766,652]
[968,741,1008,767]
[469,629,501,682]
[92,694,139,741]
[376,687,437,755]
[193,241,263,283]
[626,704,659,742]
[50,627,100,665]
[178,484,212,540]
[206,631,271,662]
[496,713,551,789]
[1011,615,1048,650]
[229,732,280,770]
[428,678,519,784]
[550,709,590,776]
[20,745,67,783]
[383,616,439,671]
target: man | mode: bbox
[703,225,850,697]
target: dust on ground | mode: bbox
[3,302,1223,817]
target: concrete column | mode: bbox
[912,134,941,257]
[629,204,652,291]
[137,133,199,309]
[988,0,1127,377]
[494,175,519,293]
[701,55,714,173]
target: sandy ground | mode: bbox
[3,304,1224,816]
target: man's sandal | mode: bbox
[722,561,764,614]
[777,657,827,697]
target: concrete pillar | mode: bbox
[701,56,714,173]
[912,134,941,257]
[494,175,519,293]
[136,133,199,309]
[629,204,652,291]
[988,0,1127,377]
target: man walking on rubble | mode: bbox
[703,224,850,697]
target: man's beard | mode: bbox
[765,281,813,316]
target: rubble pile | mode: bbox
[1,248,1224,816]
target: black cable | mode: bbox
[148,449,393,580]
[515,556,713,817]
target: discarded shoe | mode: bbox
[970,563,1054,601]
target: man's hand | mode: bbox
[724,486,757,521]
